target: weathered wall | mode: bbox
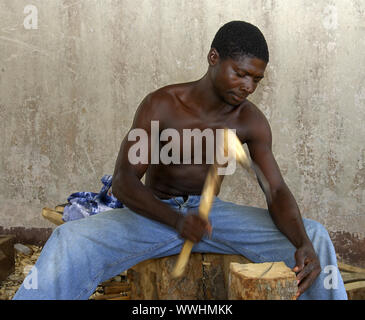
[0,1,364,265]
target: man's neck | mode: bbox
[190,73,228,114]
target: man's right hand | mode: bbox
[175,213,212,243]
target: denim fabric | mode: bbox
[13,195,347,300]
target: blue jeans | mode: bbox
[13,196,347,300]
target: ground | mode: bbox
[0,245,41,300]
[0,244,130,300]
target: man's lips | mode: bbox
[231,93,248,101]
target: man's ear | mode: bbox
[207,48,220,66]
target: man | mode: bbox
[14,21,347,300]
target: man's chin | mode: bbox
[228,98,247,107]
[235,95,248,104]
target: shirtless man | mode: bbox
[13,21,347,300]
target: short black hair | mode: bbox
[211,21,269,63]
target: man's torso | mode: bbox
[143,82,264,199]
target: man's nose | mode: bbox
[240,78,256,94]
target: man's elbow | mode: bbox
[112,171,140,203]
[269,182,294,205]
[270,181,285,196]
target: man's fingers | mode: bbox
[206,224,213,238]
[296,270,318,298]
[292,245,321,297]
[296,263,314,283]
[180,215,212,242]
[296,275,311,298]
[293,252,305,273]
[295,262,321,298]
[183,230,200,243]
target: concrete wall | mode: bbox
[0,1,364,266]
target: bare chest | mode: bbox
[154,105,250,165]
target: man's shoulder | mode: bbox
[134,83,191,123]
[135,85,177,119]
[239,99,267,122]
[146,83,191,106]
[143,86,174,108]
[238,99,271,141]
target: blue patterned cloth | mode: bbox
[62,175,123,222]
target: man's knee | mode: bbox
[51,221,80,242]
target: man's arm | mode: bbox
[112,92,210,242]
[245,111,321,298]
[112,93,182,229]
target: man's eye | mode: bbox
[236,72,245,77]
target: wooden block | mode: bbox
[127,253,251,300]
[55,204,68,213]
[107,295,130,300]
[93,293,130,300]
[345,281,365,300]
[338,262,365,274]
[228,261,298,300]
[338,263,365,299]
[0,235,16,282]
[104,283,130,294]
[0,251,9,280]
[42,208,64,226]
[341,272,365,283]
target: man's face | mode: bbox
[209,52,267,106]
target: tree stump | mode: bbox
[127,253,251,300]
[228,261,298,300]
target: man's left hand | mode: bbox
[292,243,321,299]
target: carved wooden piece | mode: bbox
[228,261,298,300]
